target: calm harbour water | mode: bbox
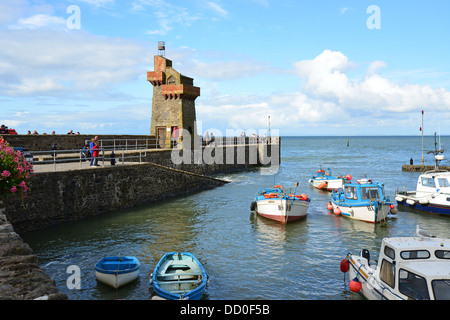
[22,136,450,300]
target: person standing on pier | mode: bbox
[91,141,99,167]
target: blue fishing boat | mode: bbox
[95,256,140,288]
[308,167,352,191]
[329,178,397,223]
[150,252,208,300]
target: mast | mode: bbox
[421,110,424,166]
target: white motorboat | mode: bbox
[251,184,310,224]
[396,135,450,217]
[308,167,352,191]
[396,169,450,217]
[340,226,450,300]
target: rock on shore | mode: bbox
[0,206,67,300]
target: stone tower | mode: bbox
[147,47,200,148]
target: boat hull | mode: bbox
[95,256,140,289]
[396,195,450,216]
[256,198,309,224]
[331,201,390,223]
[347,253,403,300]
[309,178,343,191]
[151,252,207,300]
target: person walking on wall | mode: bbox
[91,141,99,167]
[89,138,95,166]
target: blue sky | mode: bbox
[1,0,449,136]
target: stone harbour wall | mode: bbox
[402,164,450,172]
[4,162,228,234]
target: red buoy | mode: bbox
[346,174,352,181]
[327,202,333,210]
[340,259,349,273]
[334,207,341,215]
[390,204,395,209]
[349,277,362,293]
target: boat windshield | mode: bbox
[432,280,450,300]
[399,269,430,300]
[360,187,379,200]
[437,178,450,188]
[421,177,436,188]
[345,186,357,199]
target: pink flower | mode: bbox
[11,186,17,193]
[1,170,11,177]
[19,181,27,188]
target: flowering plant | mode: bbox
[0,137,34,201]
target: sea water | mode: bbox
[22,136,450,300]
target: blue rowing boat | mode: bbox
[150,252,208,300]
[95,256,140,288]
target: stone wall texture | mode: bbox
[4,163,228,234]
[0,204,67,300]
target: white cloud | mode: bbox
[0,29,152,97]
[133,0,201,36]
[367,60,387,75]
[76,0,115,8]
[9,14,66,30]
[340,7,349,15]
[293,50,450,114]
[207,2,228,16]
[196,50,450,135]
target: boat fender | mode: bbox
[327,202,333,211]
[334,207,341,215]
[317,181,328,189]
[349,277,362,293]
[250,201,257,211]
[340,259,349,273]
[295,194,308,201]
[346,174,352,181]
[389,204,397,215]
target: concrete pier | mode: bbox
[402,165,450,172]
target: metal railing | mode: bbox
[28,137,280,172]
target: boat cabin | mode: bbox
[374,236,450,300]
[416,171,450,197]
[334,181,386,203]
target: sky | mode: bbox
[1,0,449,137]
